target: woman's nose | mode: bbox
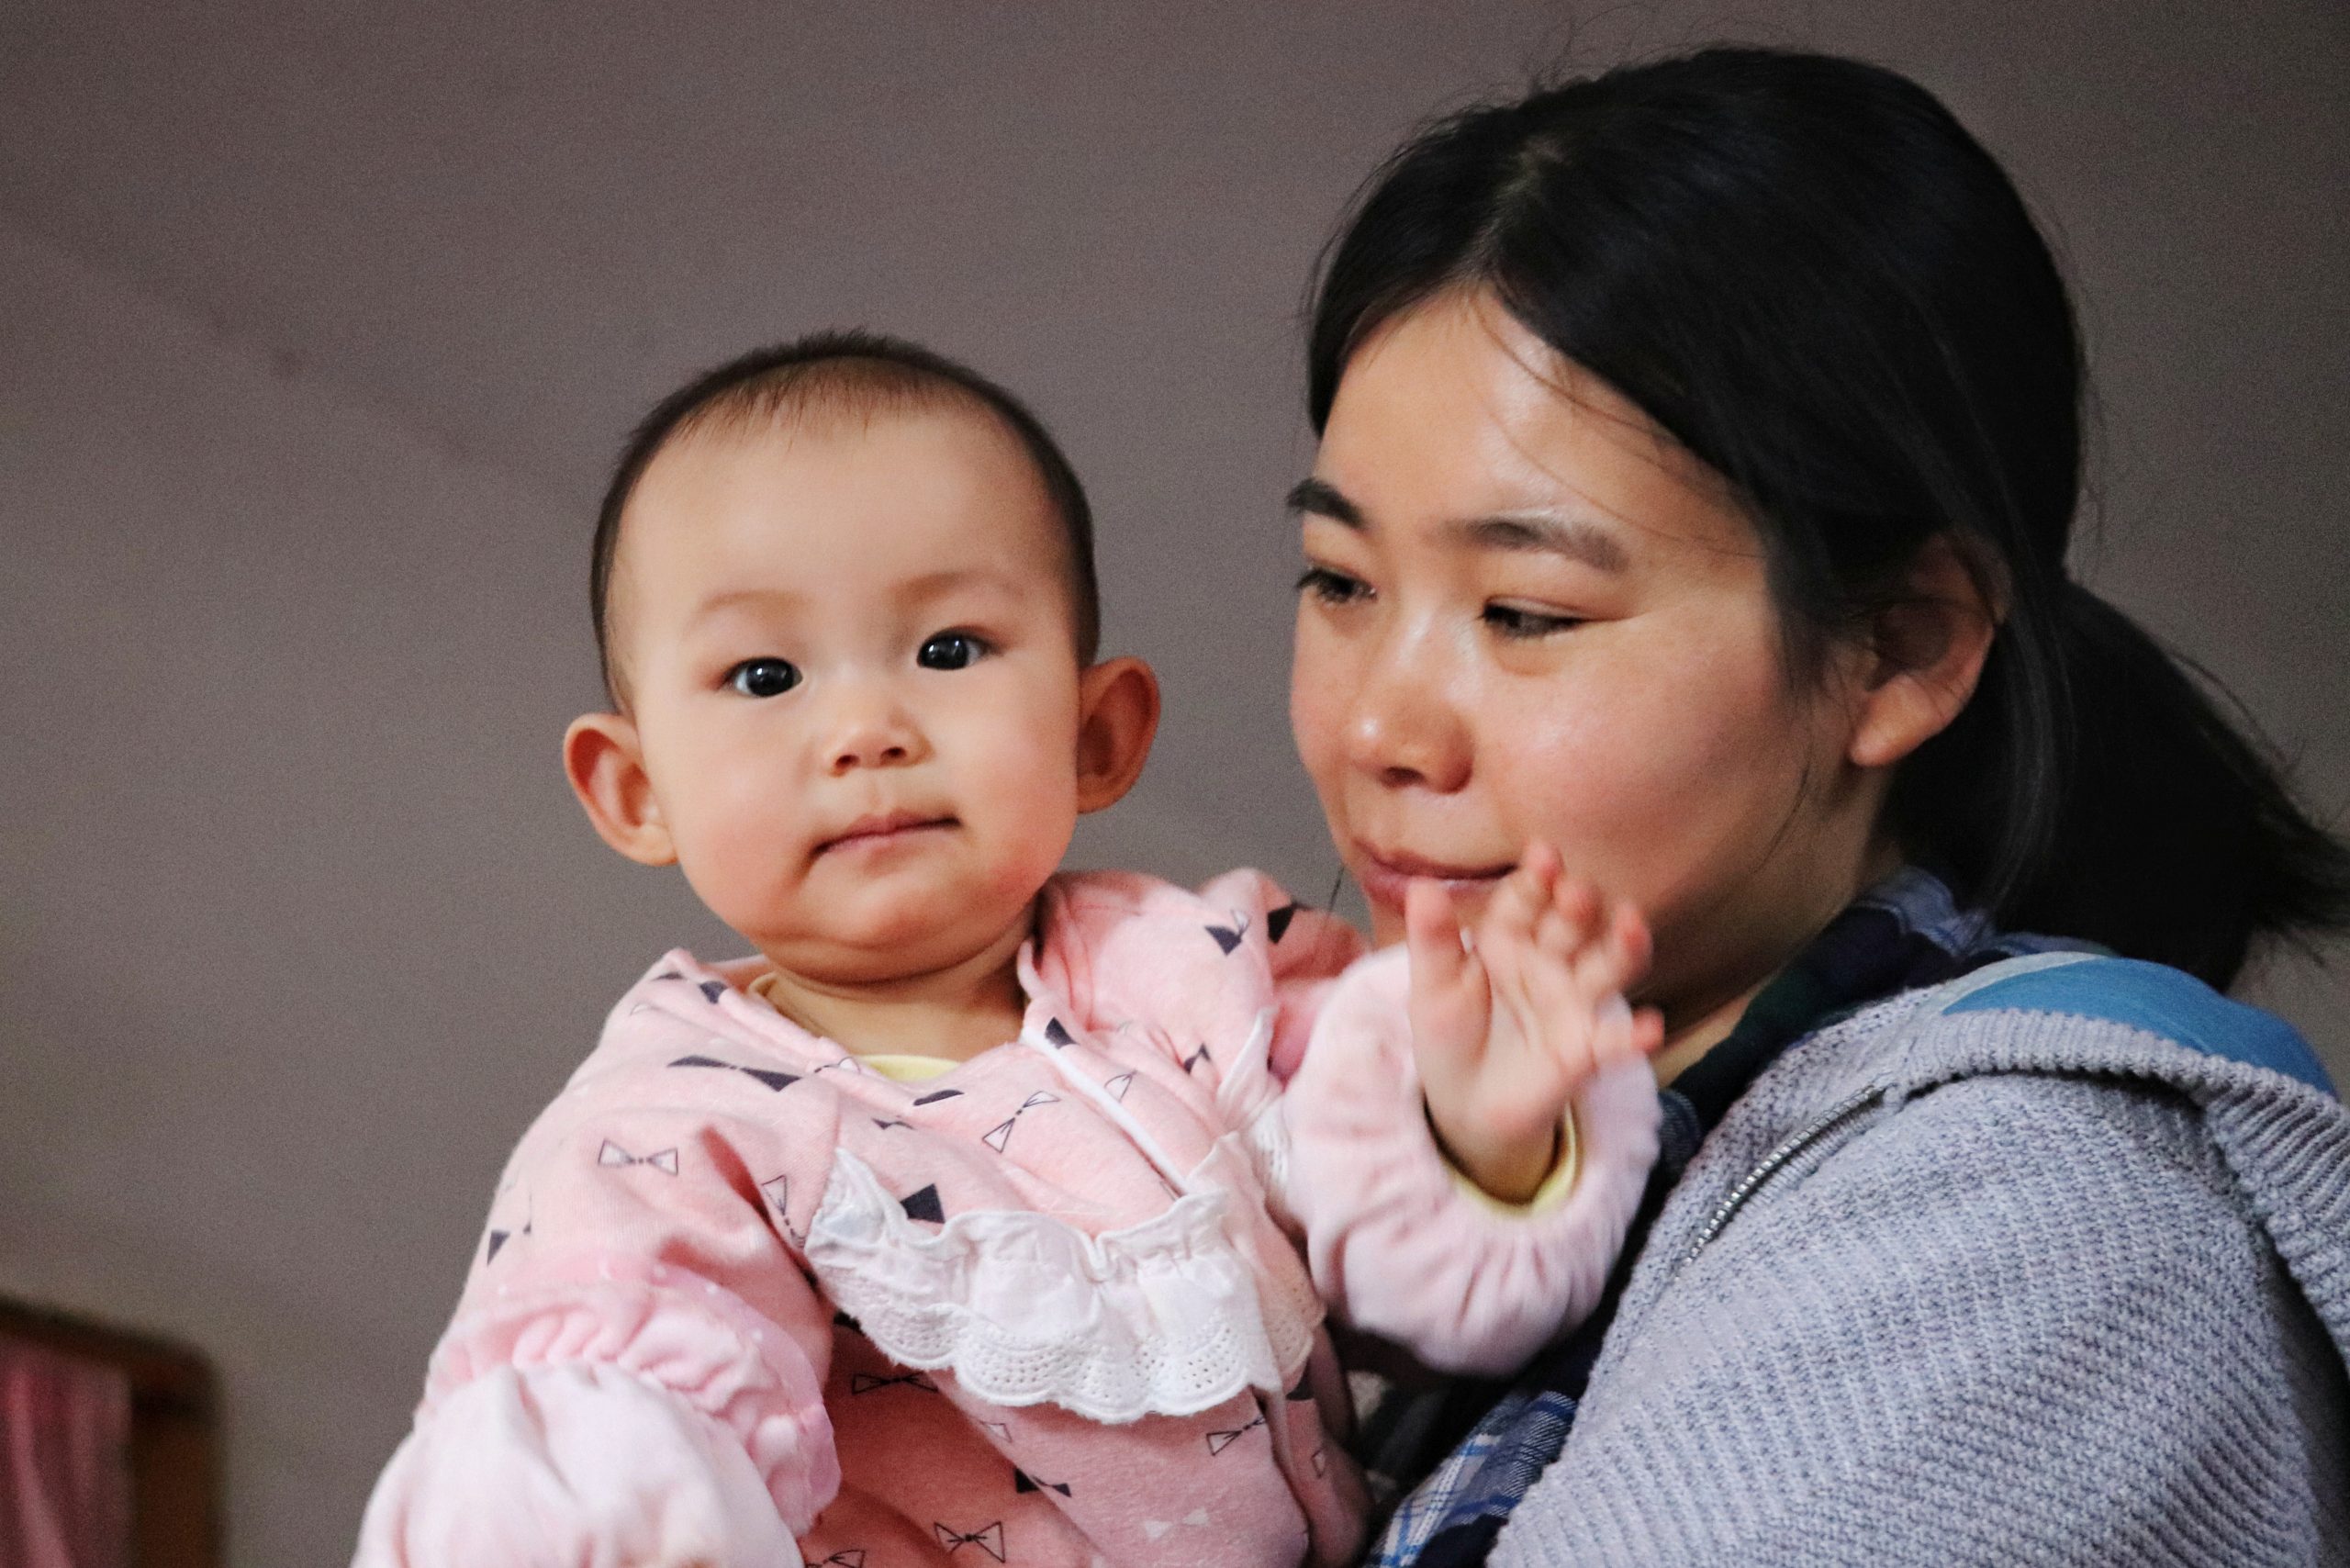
[1345,625,1472,793]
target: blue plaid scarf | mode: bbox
[1362,868,2087,1567]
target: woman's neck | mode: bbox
[1649,982,1767,1086]
[1648,840,1907,1088]
[752,920,1032,1063]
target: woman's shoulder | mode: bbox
[1527,1040,2350,1565]
[1617,950,2350,1407]
[1744,952,2333,1131]
[1549,960,2350,1553]
[1901,951,2333,1092]
[1709,952,2343,1278]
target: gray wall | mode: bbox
[3,4,2343,1562]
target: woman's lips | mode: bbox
[815,811,957,856]
[1352,844,1515,910]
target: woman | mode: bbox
[1285,48,2350,1566]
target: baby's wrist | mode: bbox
[1425,1100,1562,1205]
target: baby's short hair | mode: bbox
[591,330,1101,702]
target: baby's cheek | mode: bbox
[1002,782,1080,879]
[677,794,797,924]
[988,755,1081,880]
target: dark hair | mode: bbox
[1306,46,2348,986]
[591,329,1101,700]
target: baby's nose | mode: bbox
[824,696,926,772]
[832,733,913,772]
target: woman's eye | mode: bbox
[1483,602,1583,640]
[724,657,801,698]
[1295,566,1371,607]
[917,632,988,671]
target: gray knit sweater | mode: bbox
[1496,953,2350,1567]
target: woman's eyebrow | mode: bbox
[1453,512,1629,573]
[1288,479,1628,572]
[1285,476,1364,528]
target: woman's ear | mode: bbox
[562,711,677,865]
[1848,533,2002,769]
[1073,656,1161,814]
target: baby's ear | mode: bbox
[1074,655,1160,814]
[562,711,677,865]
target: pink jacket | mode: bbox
[353,870,1659,1567]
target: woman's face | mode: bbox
[1290,291,1891,1036]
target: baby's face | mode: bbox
[608,407,1091,982]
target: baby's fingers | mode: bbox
[1483,848,1559,955]
[1630,1003,1666,1059]
[1405,879,1472,992]
[1533,874,1604,966]
[1591,995,1669,1068]
[1407,879,1493,1074]
[1567,892,1653,1001]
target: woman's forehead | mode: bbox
[1315,292,1760,566]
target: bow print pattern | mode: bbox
[981,1091,1060,1154]
[483,1193,533,1264]
[1205,1413,1266,1455]
[483,1218,532,1262]
[932,1521,1006,1561]
[1203,911,1251,955]
[1142,1509,1212,1541]
[669,1053,800,1092]
[758,1174,800,1243]
[597,1139,678,1176]
[849,1370,940,1395]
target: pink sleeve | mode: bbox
[1276,948,1662,1376]
[352,1035,839,1565]
[1052,869,1657,1375]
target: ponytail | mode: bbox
[1891,578,2349,986]
[2018,584,2342,985]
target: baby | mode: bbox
[352,332,1662,1568]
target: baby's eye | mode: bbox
[724,657,801,698]
[1295,566,1371,606]
[917,632,989,671]
[1483,601,1583,641]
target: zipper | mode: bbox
[1679,1083,1887,1268]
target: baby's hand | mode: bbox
[1406,843,1663,1204]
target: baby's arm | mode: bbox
[352,1047,838,1567]
[1273,851,1662,1376]
[1405,843,1663,1203]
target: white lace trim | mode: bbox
[1241,1097,1299,1232]
[803,1148,1315,1423]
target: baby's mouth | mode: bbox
[815,811,958,856]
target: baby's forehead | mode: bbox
[605,399,1081,668]
[625,400,1065,563]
